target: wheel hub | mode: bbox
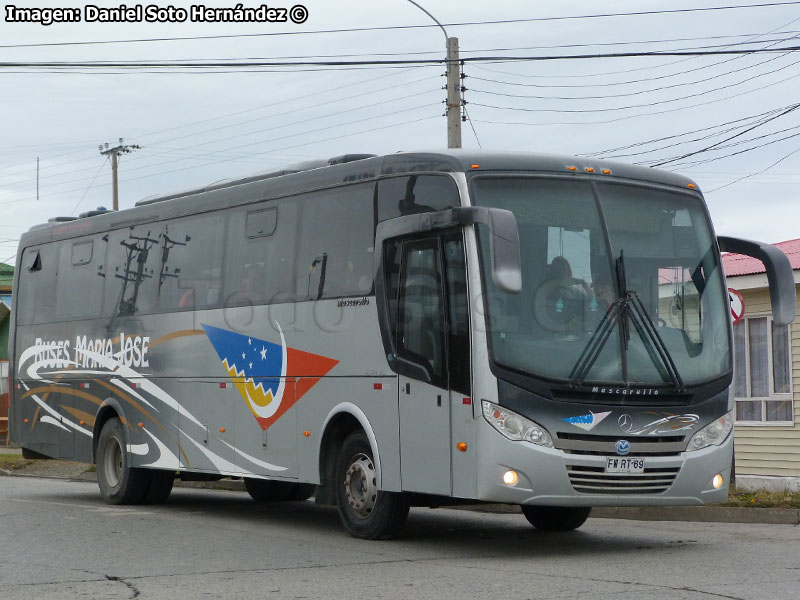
[102,437,123,489]
[343,452,377,519]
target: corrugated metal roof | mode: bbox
[722,238,800,277]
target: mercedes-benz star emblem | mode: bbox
[618,413,633,432]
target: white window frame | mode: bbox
[733,313,793,426]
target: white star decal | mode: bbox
[248,337,252,345]
[241,352,246,360]
[260,346,267,360]
[249,362,253,369]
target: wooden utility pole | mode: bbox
[99,138,141,211]
[406,1,462,148]
[446,37,462,149]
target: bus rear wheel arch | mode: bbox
[520,505,592,531]
[96,417,150,504]
[334,430,409,540]
[95,416,175,505]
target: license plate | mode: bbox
[605,457,645,474]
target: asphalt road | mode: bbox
[2,476,800,600]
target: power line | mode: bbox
[468,51,794,101]
[650,104,800,166]
[585,104,799,158]
[470,15,800,80]
[2,2,799,49]
[6,82,440,191]
[0,68,425,180]
[705,145,800,192]
[5,45,800,72]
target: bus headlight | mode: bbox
[482,401,553,448]
[688,411,734,451]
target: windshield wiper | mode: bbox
[567,299,620,386]
[568,252,684,391]
[626,291,685,391]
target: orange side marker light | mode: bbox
[137,422,144,428]
[303,431,311,437]
[457,442,468,452]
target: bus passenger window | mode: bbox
[157,214,224,312]
[104,226,161,317]
[17,245,57,325]
[296,183,375,300]
[224,199,297,307]
[56,238,105,320]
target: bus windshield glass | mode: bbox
[472,176,731,387]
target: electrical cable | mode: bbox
[3,2,799,49]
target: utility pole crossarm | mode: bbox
[99,138,141,211]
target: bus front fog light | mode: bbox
[712,473,724,489]
[503,470,519,486]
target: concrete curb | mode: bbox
[591,506,800,524]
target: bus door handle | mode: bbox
[437,394,442,407]
[405,383,410,395]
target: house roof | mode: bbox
[722,238,800,277]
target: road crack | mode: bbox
[105,574,141,599]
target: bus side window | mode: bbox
[296,183,375,300]
[56,238,105,320]
[103,225,162,317]
[377,175,461,222]
[224,199,297,307]
[396,239,447,386]
[156,214,225,313]
[17,245,57,325]
[444,234,471,396]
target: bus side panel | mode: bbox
[289,301,402,491]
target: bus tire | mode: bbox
[335,431,409,540]
[96,418,149,505]
[244,478,296,502]
[521,505,592,531]
[143,470,175,504]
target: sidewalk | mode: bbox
[2,452,798,524]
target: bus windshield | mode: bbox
[472,176,731,388]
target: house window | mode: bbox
[733,315,793,423]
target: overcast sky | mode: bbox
[2,0,799,266]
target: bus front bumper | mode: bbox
[476,426,733,507]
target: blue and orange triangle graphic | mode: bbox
[202,324,338,430]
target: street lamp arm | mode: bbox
[405,0,448,41]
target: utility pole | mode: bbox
[99,138,141,211]
[406,0,462,148]
[446,37,462,149]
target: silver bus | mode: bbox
[8,151,796,539]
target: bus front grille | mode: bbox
[567,465,680,494]
[556,433,686,456]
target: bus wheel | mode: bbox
[244,478,296,502]
[335,431,409,540]
[96,418,149,505]
[521,506,592,531]
[143,470,175,504]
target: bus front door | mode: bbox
[395,233,468,496]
